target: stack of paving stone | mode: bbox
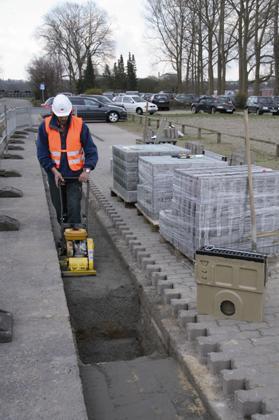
[137,155,227,221]
[112,144,186,202]
[159,165,279,259]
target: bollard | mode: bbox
[132,114,135,122]
[156,119,160,129]
[148,118,151,127]
[182,124,185,134]
[198,128,202,139]
[276,144,279,157]
[217,132,221,144]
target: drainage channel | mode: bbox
[60,201,212,419]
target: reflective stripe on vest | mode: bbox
[45,116,84,171]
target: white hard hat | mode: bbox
[52,94,72,117]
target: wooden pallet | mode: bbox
[159,234,194,264]
[110,187,135,207]
[135,204,159,231]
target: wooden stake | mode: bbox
[244,109,257,251]
[143,101,149,142]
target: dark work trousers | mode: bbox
[47,174,82,224]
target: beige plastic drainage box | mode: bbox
[195,246,267,322]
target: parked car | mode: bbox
[41,97,54,111]
[150,94,170,110]
[214,96,235,113]
[272,96,279,114]
[112,95,158,114]
[69,96,127,122]
[191,95,235,114]
[142,93,154,101]
[102,92,115,100]
[82,94,125,108]
[246,96,277,115]
[174,93,199,107]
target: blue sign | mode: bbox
[40,83,45,91]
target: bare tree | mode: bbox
[37,1,114,91]
[145,0,189,91]
[27,57,64,99]
[228,0,273,95]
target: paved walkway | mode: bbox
[88,122,279,420]
[0,129,87,420]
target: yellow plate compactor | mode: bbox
[58,180,96,277]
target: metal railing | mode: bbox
[0,106,32,157]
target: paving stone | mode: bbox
[208,352,232,374]
[162,288,181,304]
[221,368,255,394]
[169,298,189,317]
[156,280,173,294]
[177,309,197,328]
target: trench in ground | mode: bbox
[60,202,211,419]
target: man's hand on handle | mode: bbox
[51,167,65,187]
[79,170,90,183]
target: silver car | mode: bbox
[112,95,158,115]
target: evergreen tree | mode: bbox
[127,52,137,90]
[83,54,95,91]
[117,54,127,90]
[103,64,112,89]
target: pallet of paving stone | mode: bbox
[159,165,279,259]
[110,184,136,206]
[112,144,188,204]
[137,155,228,221]
[135,203,159,231]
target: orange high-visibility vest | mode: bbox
[45,116,84,171]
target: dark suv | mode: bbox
[246,96,277,115]
[150,94,170,110]
[191,96,235,114]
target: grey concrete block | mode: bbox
[221,368,254,394]
[196,336,219,358]
[208,352,232,374]
[186,323,207,340]
[169,298,189,317]
[235,389,264,417]
[156,280,173,294]
[177,310,197,328]
[163,289,181,304]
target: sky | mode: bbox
[0,0,169,81]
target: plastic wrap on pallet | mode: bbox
[159,165,279,259]
[137,155,228,221]
[112,144,188,202]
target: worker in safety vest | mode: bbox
[36,93,98,225]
